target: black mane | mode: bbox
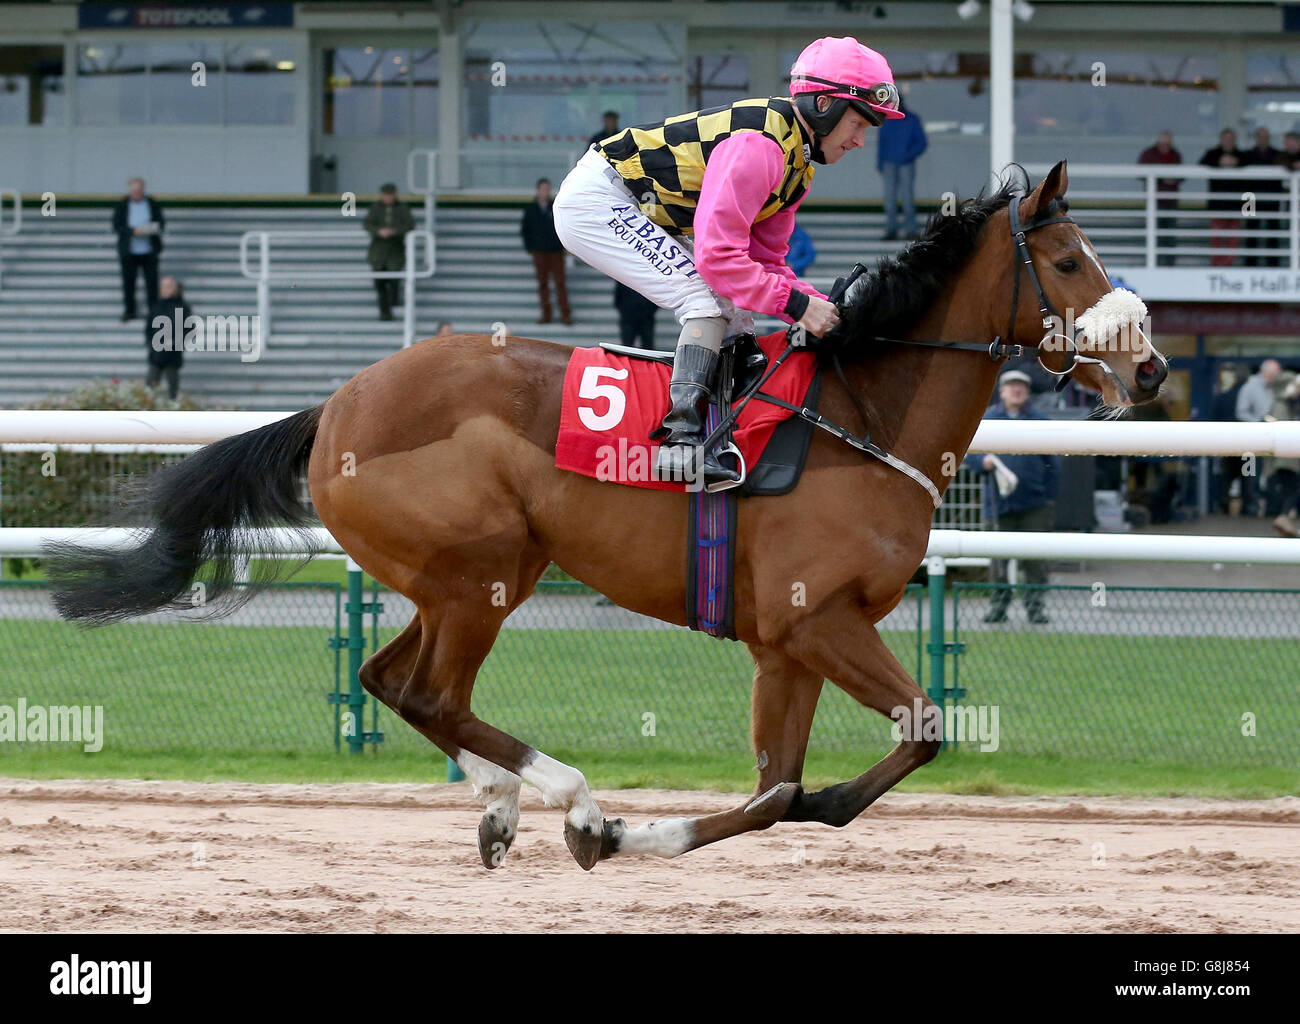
[830,173,1030,357]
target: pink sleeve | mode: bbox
[693,133,825,321]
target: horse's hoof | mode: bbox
[477,813,514,869]
[564,818,604,871]
[744,781,801,822]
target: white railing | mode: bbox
[3,411,1296,456]
[406,148,438,245]
[1024,163,1299,272]
[2,525,1296,568]
[0,187,22,289]
[3,416,1299,576]
[238,229,435,348]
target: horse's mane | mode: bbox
[829,168,1034,360]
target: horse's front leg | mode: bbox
[776,603,942,828]
[597,644,823,860]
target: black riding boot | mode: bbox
[653,344,742,489]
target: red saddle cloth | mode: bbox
[555,330,817,492]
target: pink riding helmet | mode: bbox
[789,36,904,133]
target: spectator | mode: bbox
[786,222,816,276]
[144,275,187,401]
[963,369,1060,625]
[1138,130,1182,266]
[111,177,164,323]
[436,320,454,337]
[521,178,571,325]
[1273,375,1300,537]
[876,99,927,240]
[1199,130,1243,267]
[1210,365,1246,513]
[1236,358,1283,516]
[1242,126,1283,268]
[363,183,414,322]
[1279,131,1300,173]
[613,282,657,349]
[589,110,619,149]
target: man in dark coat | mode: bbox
[614,282,657,349]
[1241,127,1283,268]
[144,275,188,401]
[363,183,415,321]
[1198,130,1243,267]
[963,369,1061,625]
[521,178,571,324]
[111,176,164,322]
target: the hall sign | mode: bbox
[1123,268,1300,304]
[78,4,294,29]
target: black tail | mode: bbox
[46,406,324,625]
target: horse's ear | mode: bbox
[1022,160,1069,220]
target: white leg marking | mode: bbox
[608,817,693,859]
[520,752,603,832]
[458,749,521,839]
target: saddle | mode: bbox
[598,334,821,496]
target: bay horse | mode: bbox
[49,162,1167,871]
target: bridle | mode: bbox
[853,189,1129,395]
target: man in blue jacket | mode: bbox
[963,370,1060,624]
[877,100,927,240]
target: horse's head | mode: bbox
[1000,161,1168,408]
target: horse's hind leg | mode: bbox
[361,612,521,868]
[598,645,823,860]
[385,595,611,871]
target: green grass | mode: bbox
[2,583,1297,798]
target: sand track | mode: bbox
[1,779,1296,933]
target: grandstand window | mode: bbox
[1246,53,1300,135]
[0,45,65,126]
[77,44,149,125]
[147,43,222,124]
[321,46,433,136]
[461,20,683,142]
[688,54,749,110]
[226,42,296,125]
[77,39,296,126]
[1013,52,1219,137]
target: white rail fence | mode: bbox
[2,414,1299,571]
[2,411,1297,456]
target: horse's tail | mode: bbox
[46,406,324,626]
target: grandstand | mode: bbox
[0,199,898,410]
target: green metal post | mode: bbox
[346,561,367,754]
[926,556,947,711]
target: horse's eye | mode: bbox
[1055,258,1080,273]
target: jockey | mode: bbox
[553,36,903,488]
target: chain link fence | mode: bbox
[0,578,1295,770]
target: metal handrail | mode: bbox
[1024,163,1300,270]
[406,148,437,253]
[238,229,435,348]
[0,188,21,289]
